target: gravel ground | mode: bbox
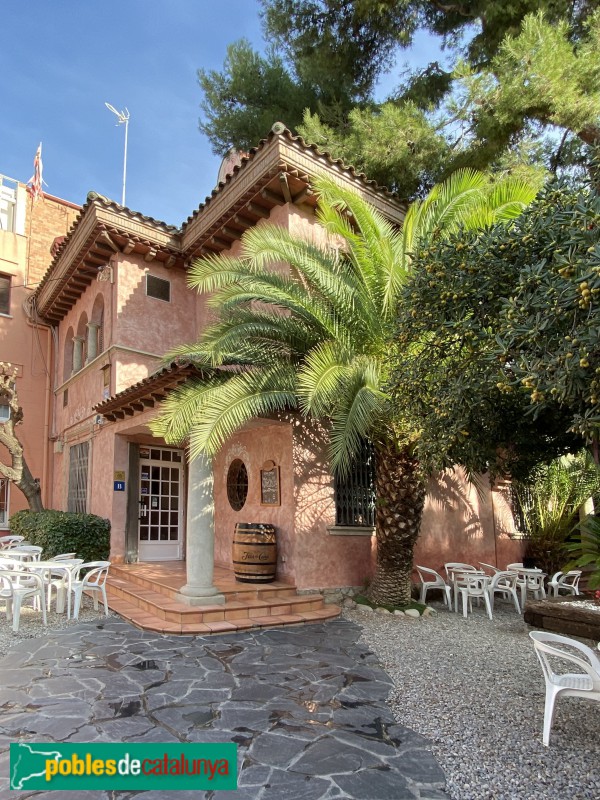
[0,597,118,659]
[344,601,600,800]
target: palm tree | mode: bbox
[152,169,538,605]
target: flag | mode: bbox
[27,143,44,201]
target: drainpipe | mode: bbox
[23,308,55,509]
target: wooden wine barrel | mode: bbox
[232,522,277,583]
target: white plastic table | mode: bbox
[509,567,546,608]
[448,568,489,613]
[0,548,41,562]
[25,559,84,617]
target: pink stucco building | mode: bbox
[0,175,79,525]
[2,128,523,629]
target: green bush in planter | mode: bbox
[9,510,110,563]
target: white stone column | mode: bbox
[86,322,100,363]
[72,336,84,374]
[177,454,225,605]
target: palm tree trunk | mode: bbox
[367,444,426,606]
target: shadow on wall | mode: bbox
[292,417,335,535]
[425,468,488,546]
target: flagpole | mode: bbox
[105,103,130,207]
[122,113,128,207]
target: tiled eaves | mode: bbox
[34,124,406,322]
[94,360,203,421]
[181,124,402,232]
[180,126,407,262]
[34,193,179,294]
[33,196,184,321]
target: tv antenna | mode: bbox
[105,102,130,206]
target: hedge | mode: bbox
[8,510,110,563]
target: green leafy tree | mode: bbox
[565,514,600,588]
[199,3,600,194]
[198,40,318,153]
[152,170,537,605]
[391,179,598,502]
[0,362,43,512]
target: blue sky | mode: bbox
[2,1,444,226]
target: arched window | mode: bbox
[89,294,105,360]
[227,459,248,511]
[63,326,74,382]
[75,312,88,371]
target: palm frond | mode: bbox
[297,341,354,416]
[187,253,248,293]
[188,364,299,458]
[149,378,221,445]
[327,361,387,475]
[198,310,324,362]
[486,177,541,222]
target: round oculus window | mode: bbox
[227,459,248,511]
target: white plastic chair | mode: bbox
[516,570,546,609]
[0,569,47,632]
[415,566,452,608]
[0,535,25,549]
[548,570,582,597]
[487,570,521,614]
[43,558,83,617]
[70,561,111,620]
[444,562,477,580]
[506,563,524,571]
[529,631,600,746]
[479,562,501,574]
[456,572,493,619]
[444,563,477,610]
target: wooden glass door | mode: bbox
[138,446,183,561]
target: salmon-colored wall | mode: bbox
[87,431,129,561]
[213,421,296,583]
[56,283,112,392]
[114,257,198,355]
[413,468,524,573]
[292,417,376,591]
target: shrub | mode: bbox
[9,510,110,563]
[565,514,600,589]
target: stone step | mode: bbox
[105,586,340,635]
[109,564,298,602]
[105,573,340,635]
[106,577,325,621]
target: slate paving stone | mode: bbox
[0,617,448,799]
[261,767,334,800]
[238,761,273,786]
[385,750,447,785]
[289,734,384,776]
[333,767,415,799]
[151,704,220,735]
[64,723,114,742]
[248,730,310,767]
[231,681,289,703]
[95,716,155,741]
